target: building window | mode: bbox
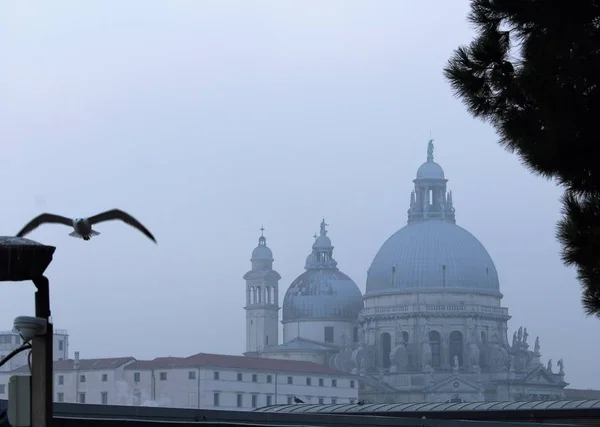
[318,398,324,404]
[58,340,64,351]
[318,378,324,387]
[102,374,108,382]
[380,332,392,368]
[79,375,86,383]
[57,392,64,402]
[213,392,220,407]
[134,372,140,382]
[101,392,108,405]
[353,327,359,342]
[237,393,243,407]
[0,385,5,395]
[213,371,219,380]
[429,330,441,368]
[252,374,257,382]
[237,373,243,381]
[449,330,464,367]
[251,394,258,408]
[287,396,293,404]
[266,395,272,406]
[324,326,334,343]
[350,380,355,388]
[331,398,337,404]
[58,375,64,385]
[160,372,167,381]
[266,375,272,383]
[306,377,311,386]
[79,392,86,404]
[287,376,293,384]
[189,371,196,380]
[331,379,337,387]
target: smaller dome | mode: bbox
[283,269,364,322]
[313,235,332,248]
[251,235,273,260]
[252,244,273,260]
[283,218,364,323]
[416,161,445,180]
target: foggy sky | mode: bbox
[1,0,597,389]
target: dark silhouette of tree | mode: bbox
[444,0,600,317]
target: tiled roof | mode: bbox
[125,352,350,376]
[11,357,135,373]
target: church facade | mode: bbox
[243,141,568,403]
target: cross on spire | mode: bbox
[260,225,265,237]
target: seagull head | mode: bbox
[74,218,83,224]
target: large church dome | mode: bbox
[282,220,364,323]
[365,140,500,296]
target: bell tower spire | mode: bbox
[243,226,281,355]
[407,139,456,224]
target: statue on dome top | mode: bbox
[427,139,434,161]
[320,218,329,236]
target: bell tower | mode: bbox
[243,227,281,355]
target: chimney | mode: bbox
[74,351,80,370]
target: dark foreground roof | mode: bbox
[125,352,348,375]
[253,399,600,413]
[12,357,135,373]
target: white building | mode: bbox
[0,348,357,409]
[0,328,70,399]
[122,352,357,409]
[247,139,569,403]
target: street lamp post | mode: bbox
[0,237,56,427]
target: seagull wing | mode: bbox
[16,213,73,237]
[88,209,157,243]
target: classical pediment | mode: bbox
[523,366,557,385]
[423,374,484,394]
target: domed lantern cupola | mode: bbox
[408,139,455,224]
[250,226,274,271]
[306,219,338,269]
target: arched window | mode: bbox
[266,287,271,304]
[380,333,392,368]
[429,331,441,368]
[271,286,277,304]
[402,331,409,344]
[256,286,262,304]
[481,331,487,343]
[249,287,255,304]
[449,331,464,367]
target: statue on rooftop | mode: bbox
[558,358,564,374]
[427,139,434,161]
[320,219,328,236]
[534,337,540,354]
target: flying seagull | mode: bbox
[16,209,157,243]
